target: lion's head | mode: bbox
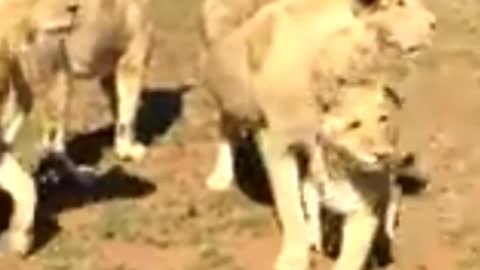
[318,84,402,171]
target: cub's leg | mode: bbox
[302,146,331,252]
[0,152,36,255]
[302,181,322,251]
[333,206,378,270]
[256,130,309,270]
[113,32,151,161]
[385,182,402,241]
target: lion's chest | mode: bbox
[320,179,364,215]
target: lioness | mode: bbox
[201,0,435,269]
[24,0,154,162]
[0,0,79,256]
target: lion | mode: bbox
[200,0,274,46]
[20,0,154,162]
[198,0,273,83]
[200,0,435,269]
[0,0,153,255]
[300,84,406,270]
[0,0,80,256]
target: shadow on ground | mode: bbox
[31,163,156,254]
[66,84,192,166]
[233,135,274,206]
[4,84,193,255]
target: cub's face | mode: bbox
[319,86,399,169]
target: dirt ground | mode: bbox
[3,0,480,269]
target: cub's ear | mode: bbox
[352,0,379,15]
[246,13,274,72]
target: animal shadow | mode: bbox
[31,157,156,253]
[136,85,192,145]
[395,154,430,195]
[66,84,192,166]
[232,134,274,206]
[0,189,13,232]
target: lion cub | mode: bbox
[302,84,405,270]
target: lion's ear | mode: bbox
[246,13,274,72]
[352,0,380,15]
[356,0,379,7]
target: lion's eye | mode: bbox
[347,120,362,130]
[322,104,331,113]
[379,114,389,123]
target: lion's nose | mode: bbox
[375,153,390,162]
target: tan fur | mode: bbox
[0,0,154,255]
[0,0,78,256]
[25,0,154,161]
[0,152,37,256]
[198,0,274,84]
[200,0,274,46]
[0,0,117,256]
[305,86,401,270]
[201,0,435,269]
[0,42,38,258]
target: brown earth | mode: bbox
[2,0,480,269]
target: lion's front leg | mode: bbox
[3,55,32,146]
[38,41,72,156]
[1,90,26,145]
[256,130,310,270]
[3,113,25,146]
[113,33,151,162]
[333,206,378,270]
[0,152,36,256]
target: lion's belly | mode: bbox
[67,27,122,78]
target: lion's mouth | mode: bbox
[320,141,393,174]
[356,151,415,173]
[403,44,427,58]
